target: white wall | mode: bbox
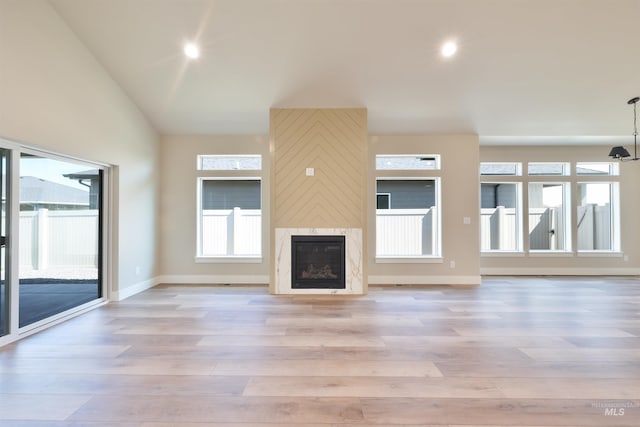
[159,135,270,284]
[368,135,481,285]
[0,0,160,298]
[159,137,640,283]
[160,133,481,287]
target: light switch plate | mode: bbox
[306,167,314,176]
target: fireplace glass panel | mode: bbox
[291,236,345,289]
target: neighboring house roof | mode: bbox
[575,166,610,175]
[375,156,438,170]
[20,176,89,206]
[481,163,612,176]
[480,164,519,175]
[63,169,99,180]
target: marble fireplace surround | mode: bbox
[275,228,363,295]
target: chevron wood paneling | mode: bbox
[270,108,367,229]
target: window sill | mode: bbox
[196,256,263,264]
[528,251,574,257]
[376,256,443,264]
[481,251,525,257]
[482,251,623,258]
[577,251,624,258]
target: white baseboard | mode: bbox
[112,278,159,301]
[480,268,640,276]
[156,274,270,285]
[368,275,481,286]
[112,269,635,297]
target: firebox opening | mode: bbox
[291,235,346,289]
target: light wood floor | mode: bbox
[1,277,639,426]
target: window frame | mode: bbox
[0,138,111,346]
[374,176,442,262]
[196,152,264,263]
[480,160,622,258]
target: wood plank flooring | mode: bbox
[0,276,639,426]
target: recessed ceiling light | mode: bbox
[184,43,200,59]
[441,41,458,58]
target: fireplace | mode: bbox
[291,235,345,289]
[274,228,363,295]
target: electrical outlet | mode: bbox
[450,260,456,269]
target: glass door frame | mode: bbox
[0,138,111,345]
[0,146,11,339]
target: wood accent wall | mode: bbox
[270,108,368,229]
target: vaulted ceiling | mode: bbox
[50,0,640,144]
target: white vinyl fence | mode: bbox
[577,204,611,250]
[20,209,99,270]
[481,205,611,251]
[205,207,440,257]
[201,208,261,256]
[376,208,437,256]
[480,207,518,251]
[528,207,566,250]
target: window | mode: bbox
[528,182,570,251]
[480,162,522,176]
[376,193,390,209]
[480,163,523,253]
[375,154,441,259]
[376,155,440,170]
[577,182,619,251]
[197,155,261,171]
[481,160,620,256]
[197,154,263,259]
[576,162,619,176]
[198,178,261,257]
[528,162,570,176]
[375,176,441,258]
[576,162,619,253]
[480,183,522,251]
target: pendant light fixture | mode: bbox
[609,96,640,161]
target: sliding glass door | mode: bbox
[0,139,108,344]
[18,153,103,328]
[0,148,9,337]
